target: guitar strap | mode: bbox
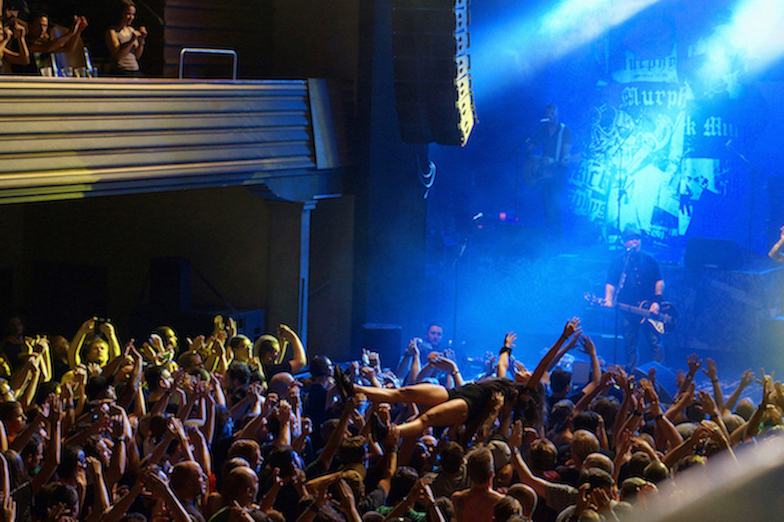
[555,123,565,162]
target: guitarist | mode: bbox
[603,226,664,371]
[525,103,573,238]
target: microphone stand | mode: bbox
[613,248,633,366]
[452,214,482,358]
[609,116,640,365]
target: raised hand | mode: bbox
[702,358,718,381]
[140,468,170,497]
[696,390,718,417]
[508,419,524,450]
[383,423,400,450]
[276,400,292,423]
[504,332,517,349]
[85,456,103,477]
[675,369,686,390]
[46,396,64,424]
[614,365,634,392]
[98,321,116,339]
[579,334,596,355]
[80,317,96,334]
[563,317,582,338]
[227,317,238,339]
[278,324,295,342]
[687,354,703,374]
[647,365,657,384]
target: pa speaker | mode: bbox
[684,237,743,270]
[150,257,191,310]
[633,361,676,403]
[362,323,402,370]
[392,0,476,146]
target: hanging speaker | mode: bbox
[392,0,476,146]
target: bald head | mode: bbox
[224,466,259,506]
[269,372,294,397]
[170,461,206,499]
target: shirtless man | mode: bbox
[452,447,504,522]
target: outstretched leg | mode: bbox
[355,383,449,407]
[395,398,470,439]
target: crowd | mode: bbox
[1,0,146,76]
[0,309,772,522]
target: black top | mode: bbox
[531,123,573,161]
[447,378,518,420]
[606,250,662,306]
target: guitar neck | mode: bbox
[616,302,654,318]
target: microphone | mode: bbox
[472,212,484,222]
[540,118,551,123]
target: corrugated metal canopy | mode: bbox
[0,77,346,204]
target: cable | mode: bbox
[416,145,436,198]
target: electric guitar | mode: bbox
[523,153,581,188]
[583,293,678,334]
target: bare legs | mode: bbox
[395,399,469,439]
[355,383,468,439]
[354,383,449,408]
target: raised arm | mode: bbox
[273,400,293,447]
[31,398,62,492]
[724,369,753,414]
[675,354,702,400]
[396,339,420,385]
[527,317,581,389]
[140,470,191,522]
[315,396,357,472]
[581,334,602,390]
[31,15,86,54]
[279,324,307,374]
[97,322,122,363]
[744,371,771,441]
[508,421,553,500]
[702,358,724,412]
[497,332,516,379]
[70,318,96,369]
[2,22,30,65]
[640,378,682,451]
[431,355,463,387]
[84,457,110,522]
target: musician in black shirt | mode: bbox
[603,226,664,370]
[525,103,573,238]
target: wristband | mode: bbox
[631,411,642,417]
[654,414,664,420]
[500,346,513,356]
[710,379,718,383]
[451,370,460,376]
